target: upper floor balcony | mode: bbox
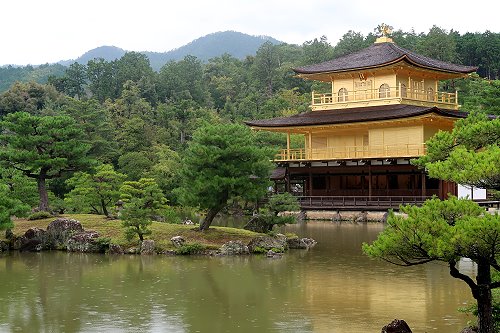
[311,84,458,111]
[274,143,426,162]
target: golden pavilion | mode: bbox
[246,34,477,209]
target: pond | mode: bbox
[0,221,474,332]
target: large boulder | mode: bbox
[140,240,156,255]
[66,231,102,253]
[381,319,412,333]
[247,234,287,253]
[108,244,124,255]
[287,237,317,249]
[14,227,48,252]
[0,240,9,252]
[219,241,250,255]
[46,218,84,249]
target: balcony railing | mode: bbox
[312,86,458,110]
[275,143,426,161]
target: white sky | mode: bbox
[1,0,499,65]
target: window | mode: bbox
[400,83,407,97]
[337,88,348,102]
[427,87,434,101]
[379,83,390,98]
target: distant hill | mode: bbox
[0,31,282,92]
[61,31,282,70]
[59,46,127,66]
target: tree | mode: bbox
[363,197,500,333]
[416,26,457,62]
[120,178,167,242]
[414,112,500,191]
[0,183,30,234]
[177,123,273,231]
[247,193,299,233]
[0,112,91,211]
[65,164,126,217]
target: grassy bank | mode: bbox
[8,214,261,252]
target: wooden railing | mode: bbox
[312,86,458,108]
[275,143,426,161]
[298,195,432,210]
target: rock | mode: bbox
[108,244,124,254]
[46,218,84,249]
[287,237,317,249]
[126,247,139,254]
[381,212,389,223]
[354,211,368,223]
[219,241,250,255]
[66,231,102,253]
[332,212,342,222]
[0,240,8,252]
[247,235,287,253]
[170,236,186,248]
[182,219,195,225]
[266,249,283,258]
[5,229,14,240]
[140,240,156,255]
[16,228,48,252]
[381,319,412,333]
[459,327,477,333]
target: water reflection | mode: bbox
[0,222,474,333]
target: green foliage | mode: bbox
[65,164,126,216]
[364,197,500,332]
[0,111,92,211]
[414,112,500,190]
[0,183,30,230]
[175,243,205,255]
[252,246,267,254]
[177,122,273,230]
[27,211,53,220]
[120,178,168,242]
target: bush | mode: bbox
[252,246,267,254]
[27,211,53,220]
[175,243,205,255]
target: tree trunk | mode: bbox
[37,175,49,212]
[101,198,109,217]
[476,262,494,333]
[199,206,220,231]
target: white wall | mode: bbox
[458,185,486,200]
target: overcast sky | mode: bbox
[2,0,499,65]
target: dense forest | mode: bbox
[0,25,499,217]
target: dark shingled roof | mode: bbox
[245,105,468,128]
[294,42,477,75]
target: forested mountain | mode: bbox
[59,46,127,66]
[0,31,281,91]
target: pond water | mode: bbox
[0,221,474,333]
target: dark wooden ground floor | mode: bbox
[272,159,457,210]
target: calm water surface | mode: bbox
[0,221,474,333]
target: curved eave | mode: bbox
[294,55,477,78]
[245,106,469,131]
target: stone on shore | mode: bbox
[46,218,84,249]
[170,236,186,248]
[247,234,287,253]
[381,319,412,333]
[140,240,156,255]
[219,241,249,255]
[66,231,102,253]
[287,237,317,249]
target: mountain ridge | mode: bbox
[59,31,282,70]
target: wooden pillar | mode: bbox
[308,132,312,159]
[421,171,427,198]
[308,166,313,196]
[286,132,291,160]
[368,163,372,199]
[285,166,290,193]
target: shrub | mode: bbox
[175,243,205,255]
[252,246,267,254]
[27,211,53,220]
